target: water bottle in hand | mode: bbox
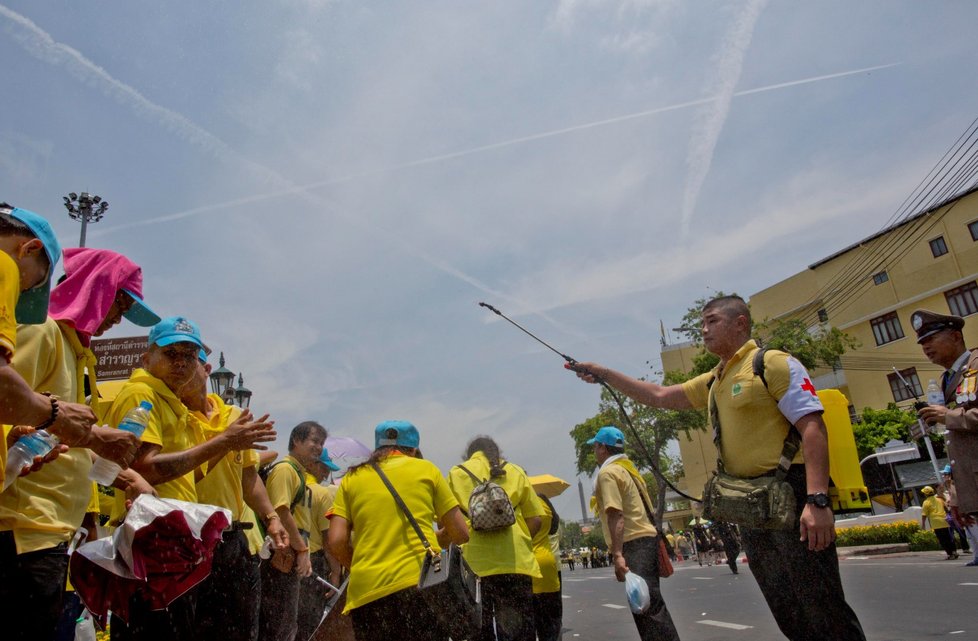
[926,379,946,435]
[3,430,59,490]
[88,401,153,485]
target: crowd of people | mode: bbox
[3,199,978,641]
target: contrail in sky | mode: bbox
[0,4,570,329]
[93,61,899,237]
[680,0,770,239]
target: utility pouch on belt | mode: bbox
[701,348,800,531]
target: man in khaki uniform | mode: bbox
[590,426,679,641]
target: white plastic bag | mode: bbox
[624,571,650,614]
[74,609,97,641]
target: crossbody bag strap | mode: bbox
[625,470,658,528]
[370,462,435,559]
[456,464,484,484]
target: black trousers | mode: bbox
[195,530,260,641]
[478,573,535,641]
[296,550,329,641]
[109,583,199,641]
[741,465,866,641]
[934,527,957,556]
[531,590,562,641]
[350,587,447,641]
[0,532,69,641]
[621,536,680,641]
[259,554,301,641]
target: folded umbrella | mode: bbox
[69,494,230,622]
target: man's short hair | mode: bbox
[0,209,35,237]
[288,421,327,451]
[702,294,751,326]
[605,444,625,456]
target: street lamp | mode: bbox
[233,374,252,410]
[63,191,109,247]
[208,352,235,398]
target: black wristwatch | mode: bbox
[806,492,830,509]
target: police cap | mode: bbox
[910,309,964,343]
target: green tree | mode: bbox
[582,527,607,551]
[753,317,860,371]
[560,520,583,549]
[851,404,918,461]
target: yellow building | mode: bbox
[663,186,978,501]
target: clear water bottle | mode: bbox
[88,401,153,485]
[926,379,946,435]
[3,429,59,490]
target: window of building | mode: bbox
[887,368,923,403]
[872,271,888,285]
[969,220,978,242]
[817,308,828,323]
[946,281,978,317]
[930,236,949,257]
[871,312,904,346]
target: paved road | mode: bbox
[559,552,978,640]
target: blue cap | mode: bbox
[121,288,161,327]
[942,464,952,475]
[587,426,625,447]
[148,316,204,349]
[7,207,62,324]
[374,420,420,449]
[318,447,341,471]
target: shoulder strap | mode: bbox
[752,347,769,388]
[456,463,484,484]
[269,460,308,511]
[371,462,436,560]
[623,469,659,528]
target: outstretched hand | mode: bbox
[222,411,276,451]
[565,361,603,384]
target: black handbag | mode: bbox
[371,463,482,640]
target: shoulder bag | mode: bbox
[371,462,482,640]
[624,470,673,578]
[700,348,800,530]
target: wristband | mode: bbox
[263,512,280,524]
[293,546,310,553]
[34,394,59,431]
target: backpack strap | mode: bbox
[268,460,308,512]
[456,464,485,484]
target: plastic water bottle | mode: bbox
[926,379,946,435]
[88,401,153,485]
[3,429,59,490]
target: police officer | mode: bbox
[914,309,978,543]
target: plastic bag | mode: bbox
[624,571,650,614]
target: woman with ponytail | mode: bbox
[447,436,545,641]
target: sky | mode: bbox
[2,1,978,520]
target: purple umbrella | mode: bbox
[324,436,372,480]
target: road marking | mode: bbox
[960,583,978,586]
[692,577,714,580]
[697,620,753,630]
[949,631,965,635]
[602,604,627,610]
[561,595,571,599]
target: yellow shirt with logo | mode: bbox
[682,340,821,478]
[921,496,949,529]
[0,251,22,491]
[193,394,260,521]
[105,368,201,504]
[0,320,95,553]
[531,497,560,594]
[265,455,312,539]
[307,477,336,554]
[332,454,458,612]
[447,452,544,579]
[594,459,657,545]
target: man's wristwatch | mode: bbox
[806,492,831,509]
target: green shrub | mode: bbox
[908,530,941,551]
[835,521,920,547]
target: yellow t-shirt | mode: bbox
[193,394,260,521]
[0,319,94,554]
[105,369,200,504]
[0,251,22,492]
[447,452,544,579]
[332,454,458,612]
[531,497,560,594]
[682,340,823,478]
[265,455,312,539]
[921,496,949,529]
[594,458,657,545]
[307,477,336,554]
